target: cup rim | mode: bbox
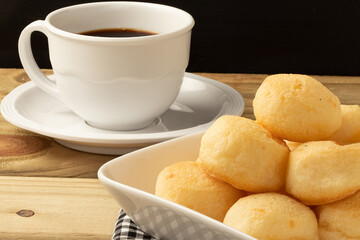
[44,1,195,43]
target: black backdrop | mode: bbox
[2,0,360,75]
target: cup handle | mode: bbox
[18,20,61,100]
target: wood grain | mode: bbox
[1,69,360,178]
[0,69,115,178]
[0,134,51,157]
[2,69,360,239]
[0,176,119,240]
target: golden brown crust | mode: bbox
[223,193,319,240]
[197,115,290,192]
[253,74,342,142]
[328,104,360,144]
[317,191,360,240]
[155,161,245,222]
[286,141,360,205]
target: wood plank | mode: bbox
[1,69,360,239]
[0,176,119,240]
[1,69,360,178]
[0,69,116,178]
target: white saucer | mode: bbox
[1,73,244,155]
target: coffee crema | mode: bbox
[79,28,157,37]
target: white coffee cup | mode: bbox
[18,2,194,130]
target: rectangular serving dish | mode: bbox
[98,132,255,240]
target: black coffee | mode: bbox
[79,28,157,37]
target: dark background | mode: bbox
[2,0,360,75]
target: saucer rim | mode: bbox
[1,73,244,145]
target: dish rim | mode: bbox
[97,131,256,240]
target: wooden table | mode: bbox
[1,68,360,239]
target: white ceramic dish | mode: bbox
[98,132,256,240]
[1,73,244,155]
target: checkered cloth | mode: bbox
[112,210,156,240]
[112,207,241,240]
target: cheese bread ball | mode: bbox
[223,193,319,240]
[317,190,360,240]
[286,141,360,205]
[328,104,360,144]
[197,115,290,192]
[155,161,245,222]
[253,74,341,142]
